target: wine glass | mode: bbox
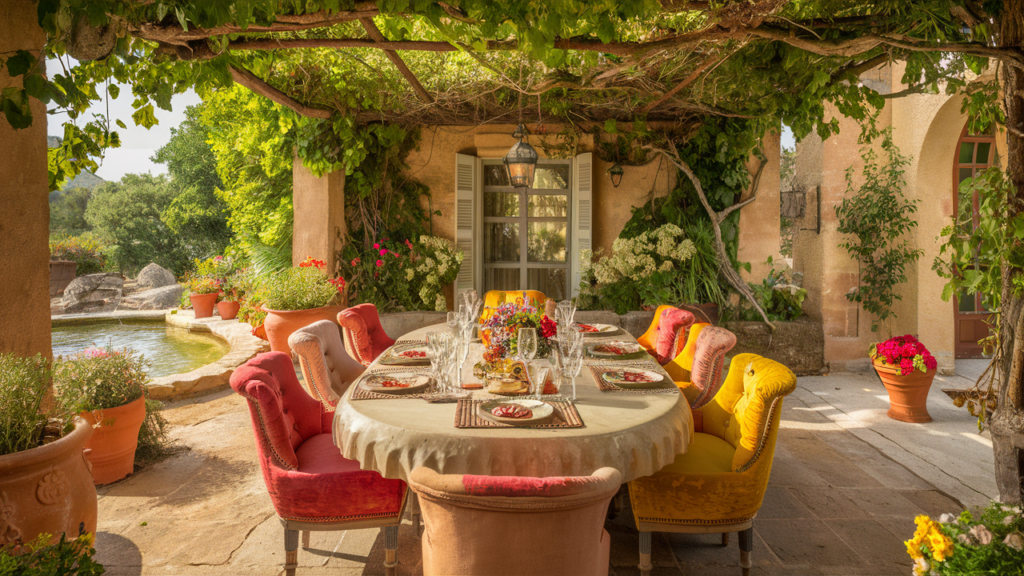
[446,311,459,335]
[567,339,585,402]
[518,327,538,366]
[458,303,473,339]
[427,331,445,386]
[532,365,550,400]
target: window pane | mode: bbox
[527,222,567,262]
[486,268,520,292]
[485,223,520,263]
[976,142,992,164]
[958,292,976,313]
[528,194,568,218]
[528,268,567,301]
[958,142,975,164]
[958,167,974,185]
[484,164,510,187]
[533,165,569,190]
[484,191,520,217]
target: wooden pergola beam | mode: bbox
[358,17,434,103]
[228,65,333,119]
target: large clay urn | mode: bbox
[216,300,240,321]
[81,396,147,485]
[264,305,345,356]
[190,292,219,319]
[873,360,937,423]
[0,418,97,545]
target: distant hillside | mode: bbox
[47,136,107,200]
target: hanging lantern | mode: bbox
[503,124,539,189]
[608,163,624,188]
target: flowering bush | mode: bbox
[261,257,346,311]
[482,295,555,359]
[906,502,1024,575]
[345,236,462,312]
[578,223,706,314]
[870,334,938,376]
[53,347,148,412]
[49,233,107,275]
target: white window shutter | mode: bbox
[571,152,593,298]
[454,153,479,295]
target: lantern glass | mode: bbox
[503,137,539,189]
[609,164,624,188]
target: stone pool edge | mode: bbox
[152,310,270,400]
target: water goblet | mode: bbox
[532,365,550,400]
[446,311,459,335]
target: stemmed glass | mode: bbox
[555,326,584,402]
[556,299,576,331]
[427,331,450,392]
[446,311,460,336]
[518,327,538,366]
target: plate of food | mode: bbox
[380,343,431,365]
[359,372,432,394]
[478,399,555,426]
[576,323,619,336]
[588,341,643,357]
[485,378,530,396]
[600,368,665,388]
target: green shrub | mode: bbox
[0,354,69,457]
[906,501,1024,576]
[49,234,107,275]
[261,260,344,311]
[344,236,463,312]
[736,257,807,322]
[0,533,104,576]
[53,347,147,413]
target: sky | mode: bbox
[47,59,201,183]
[781,125,795,151]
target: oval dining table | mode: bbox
[332,323,693,483]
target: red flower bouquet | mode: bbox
[870,334,937,376]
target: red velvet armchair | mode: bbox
[337,304,397,366]
[230,352,407,575]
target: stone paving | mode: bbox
[94,372,975,576]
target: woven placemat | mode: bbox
[455,399,585,429]
[350,367,439,400]
[587,363,679,394]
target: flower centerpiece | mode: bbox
[905,502,1023,576]
[481,295,557,360]
[260,257,348,354]
[869,334,938,423]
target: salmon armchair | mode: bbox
[289,320,366,408]
[628,354,797,576]
[337,303,396,366]
[664,325,737,410]
[636,305,696,364]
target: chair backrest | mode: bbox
[481,290,547,322]
[700,354,796,473]
[663,322,710,381]
[636,304,675,353]
[229,352,328,471]
[337,303,396,365]
[409,466,621,576]
[686,326,737,409]
[289,320,365,407]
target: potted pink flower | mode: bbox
[869,334,938,423]
[261,257,348,355]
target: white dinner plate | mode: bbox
[359,373,432,394]
[588,341,642,357]
[380,343,431,365]
[600,368,665,388]
[478,399,555,426]
[577,323,619,336]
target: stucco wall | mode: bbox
[0,1,51,358]
[738,132,783,280]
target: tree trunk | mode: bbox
[990,3,1024,505]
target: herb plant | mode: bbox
[53,347,148,413]
[0,354,68,457]
[0,533,105,576]
[261,260,345,311]
[835,131,922,334]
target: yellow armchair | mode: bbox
[481,290,547,322]
[628,354,797,575]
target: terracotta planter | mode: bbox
[81,396,147,485]
[264,305,345,355]
[873,360,936,423]
[0,418,97,545]
[49,260,77,297]
[190,292,219,319]
[252,323,268,340]
[217,300,240,321]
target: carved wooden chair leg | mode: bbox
[383,524,399,569]
[301,530,310,550]
[722,532,730,546]
[638,530,653,573]
[739,527,753,576]
[284,528,299,576]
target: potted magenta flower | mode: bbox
[54,347,150,485]
[262,257,348,354]
[870,334,938,423]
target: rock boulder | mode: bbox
[62,273,124,314]
[136,263,177,290]
[120,284,185,311]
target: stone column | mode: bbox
[0,0,51,358]
[292,155,346,274]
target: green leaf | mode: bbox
[107,84,120,99]
[132,103,158,128]
[6,50,35,77]
[116,119,127,129]
[604,119,618,134]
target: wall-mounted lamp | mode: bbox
[503,124,539,189]
[608,163,624,188]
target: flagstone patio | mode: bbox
[93,369,973,576]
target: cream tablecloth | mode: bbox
[332,324,693,482]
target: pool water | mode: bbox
[52,322,229,378]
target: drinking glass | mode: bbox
[567,342,585,402]
[446,311,459,335]
[518,328,538,364]
[532,365,550,400]
[458,303,473,340]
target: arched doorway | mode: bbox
[952,122,996,359]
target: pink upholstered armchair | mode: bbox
[408,466,621,576]
[230,352,407,575]
[337,304,396,366]
[288,320,365,408]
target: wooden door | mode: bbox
[953,123,996,358]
